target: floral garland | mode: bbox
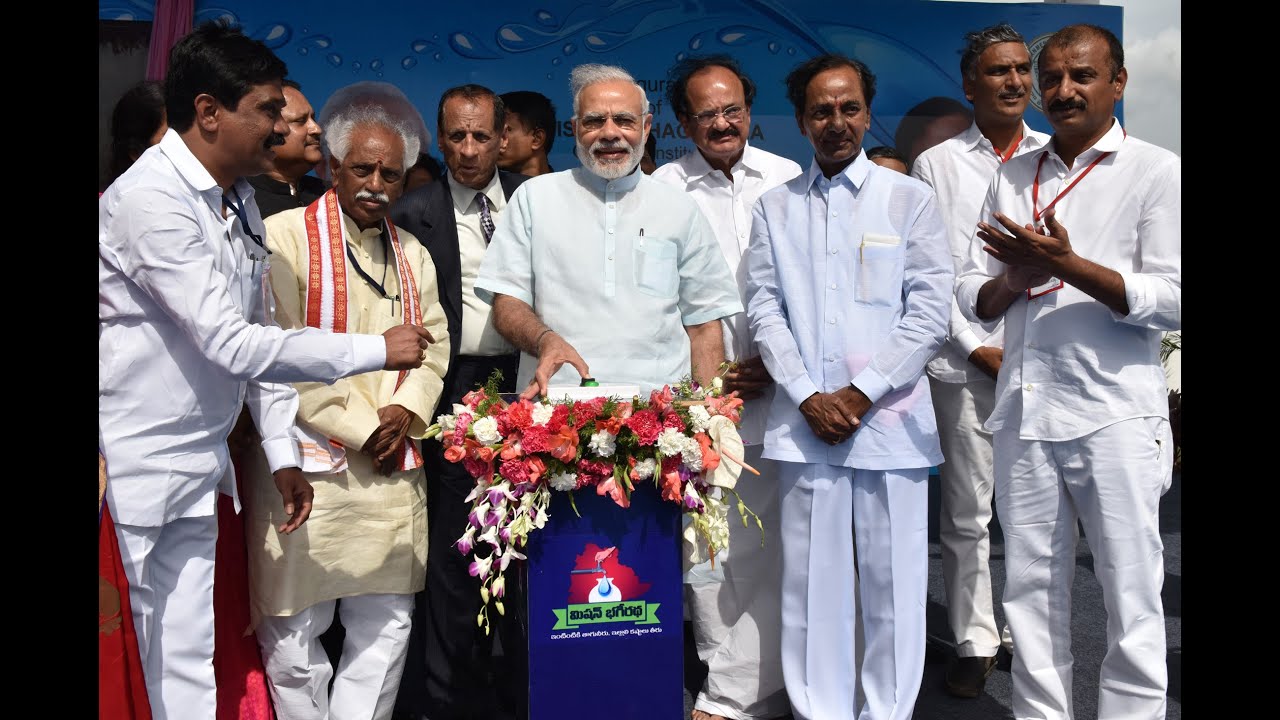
[424,369,763,632]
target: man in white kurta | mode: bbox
[745,56,951,720]
[955,25,1179,720]
[245,101,450,720]
[475,64,742,397]
[652,55,800,720]
[909,22,1050,698]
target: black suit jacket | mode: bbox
[390,170,529,396]
[248,174,327,219]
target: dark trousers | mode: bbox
[395,353,526,720]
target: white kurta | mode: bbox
[244,207,450,626]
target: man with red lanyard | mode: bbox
[956,23,1180,720]
[910,22,1049,700]
[242,84,450,720]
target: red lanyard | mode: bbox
[1032,130,1125,222]
[991,135,1020,164]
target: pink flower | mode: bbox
[519,425,551,454]
[461,388,489,408]
[649,386,674,414]
[596,476,632,509]
[659,456,683,502]
[548,425,580,463]
[525,455,547,481]
[463,456,493,480]
[444,445,466,464]
[499,459,531,484]
[626,409,662,446]
[662,412,686,433]
[500,400,534,435]
[547,405,570,432]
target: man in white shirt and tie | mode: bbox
[651,54,800,720]
[390,84,531,720]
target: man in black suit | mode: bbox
[248,79,327,218]
[390,84,529,720]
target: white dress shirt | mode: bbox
[475,167,743,394]
[746,151,952,469]
[449,170,517,357]
[911,121,1049,383]
[956,120,1181,441]
[652,142,802,443]
[99,129,387,527]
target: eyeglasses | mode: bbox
[691,105,745,127]
[578,113,642,132]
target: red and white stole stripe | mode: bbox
[300,189,424,472]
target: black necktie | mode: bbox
[476,192,495,244]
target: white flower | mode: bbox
[531,402,554,426]
[437,414,457,434]
[687,405,711,434]
[589,430,617,457]
[711,376,724,392]
[657,428,686,456]
[472,416,501,445]
[633,458,656,480]
[548,471,578,491]
[680,436,704,471]
[452,403,470,416]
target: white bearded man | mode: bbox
[474,63,742,398]
[242,83,450,720]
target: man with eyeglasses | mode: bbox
[651,54,799,720]
[476,62,741,404]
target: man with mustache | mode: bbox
[390,83,531,720]
[956,24,1180,720]
[98,23,435,720]
[651,54,800,720]
[244,83,450,720]
[249,79,328,218]
[476,62,741,400]
[744,54,952,720]
[909,22,1050,700]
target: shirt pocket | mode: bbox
[633,236,679,298]
[856,233,903,307]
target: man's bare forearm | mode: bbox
[685,320,725,388]
[492,293,555,355]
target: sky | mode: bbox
[940,0,1181,155]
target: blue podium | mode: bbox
[524,482,685,719]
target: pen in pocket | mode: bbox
[638,227,645,249]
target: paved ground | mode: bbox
[683,470,1182,719]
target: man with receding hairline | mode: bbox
[249,79,327,218]
[652,52,799,720]
[956,23,1180,720]
[391,83,531,720]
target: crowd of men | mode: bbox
[99,17,1180,720]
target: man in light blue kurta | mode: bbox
[745,55,952,720]
[474,64,741,396]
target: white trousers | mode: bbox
[115,514,220,720]
[929,376,1011,658]
[779,463,928,720]
[687,446,789,719]
[256,593,415,720]
[994,416,1173,720]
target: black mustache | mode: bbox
[708,127,740,140]
[1048,98,1086,112]
[264,133,286,149]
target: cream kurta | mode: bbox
[244,206,450,626]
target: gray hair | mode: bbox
[959,23,1027,81]
[569,64,649,119]
[319,81,427,167]
[325,105,420,167]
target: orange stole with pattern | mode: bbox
[302,190,424,470]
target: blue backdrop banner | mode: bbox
[100,0,1120,172]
